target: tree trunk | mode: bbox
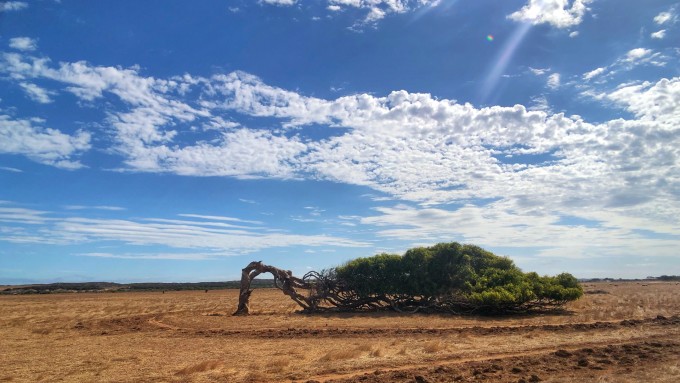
[233,261,312,315]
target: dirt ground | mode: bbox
[1,282,679,382]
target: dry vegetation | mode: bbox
[1,282,679,382]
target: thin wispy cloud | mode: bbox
[64,205,127,211]
[0,1,27,12]
[654,10,676,25]
[0,203,370,256]
[0,166,22,173]
[650,30,666,39]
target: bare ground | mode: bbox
[1,282,679,382]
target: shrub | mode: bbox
[334,242,582,313]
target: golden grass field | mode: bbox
[1,282,679,382]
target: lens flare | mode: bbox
[486,35,494,41]
[479,22,532,103]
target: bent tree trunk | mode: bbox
[233,261,317,315]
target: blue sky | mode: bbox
[1,0,679,283]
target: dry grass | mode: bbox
[422,340,447,353]
[319,348,364,362]
[176,360,224,376]
[264,357,291,373]
[370,347,385,357]
[0,282,678,382]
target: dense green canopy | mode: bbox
[333,242,582,313]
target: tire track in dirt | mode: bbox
[79,314,680,338]
[168,314,679,338]
[307,338,680,383]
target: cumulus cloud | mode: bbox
[1,50,679,258]
[604,77,680,122]
[9,37,37,51]
[263,0,439,27]
[508,0,593,29]
[256,0,442,27]
[0,115,90,169]
[119,128,308,178]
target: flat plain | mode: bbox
[1,282,679,382]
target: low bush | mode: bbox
[333,242,582,313]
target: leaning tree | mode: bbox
[233,242,583,315]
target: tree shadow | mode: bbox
[291,307,577,321]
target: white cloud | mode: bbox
[19,82,53,103]
[326,0,439,27]
[654,11,675,25]
[9,37,37,51]
[0,166,22,173]
[0,115,90,169]
[650,29,666,39]
[178,213,263,225]
[360,203,680,259]
[64,205,127,211]
[79,252,220,260]
[583,67,606,80]
[547,73,561,89]
[260,0,297,6]
[508,0,593,29]
[2,50,679,258]
[604,77,680,122]
[210,72,680,250]
[529,67,551,76]
[0,1,27,11]
[257,0,440,27]
[0,206,50,225]
[528,95,551,112]
[608,48,669,75]
[118,128,307,178]
[569,31,579,38]
[578,47,673,88]
[623,48,652,62]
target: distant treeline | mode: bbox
[3,275,678,295]
[654,275,680,281]
[581,276,680,282]
[0,279,276,295]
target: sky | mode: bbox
[0,0,679,284]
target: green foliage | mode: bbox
[337,253,404,297]
[334,242,583,313]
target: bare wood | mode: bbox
[233,261,316,315]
